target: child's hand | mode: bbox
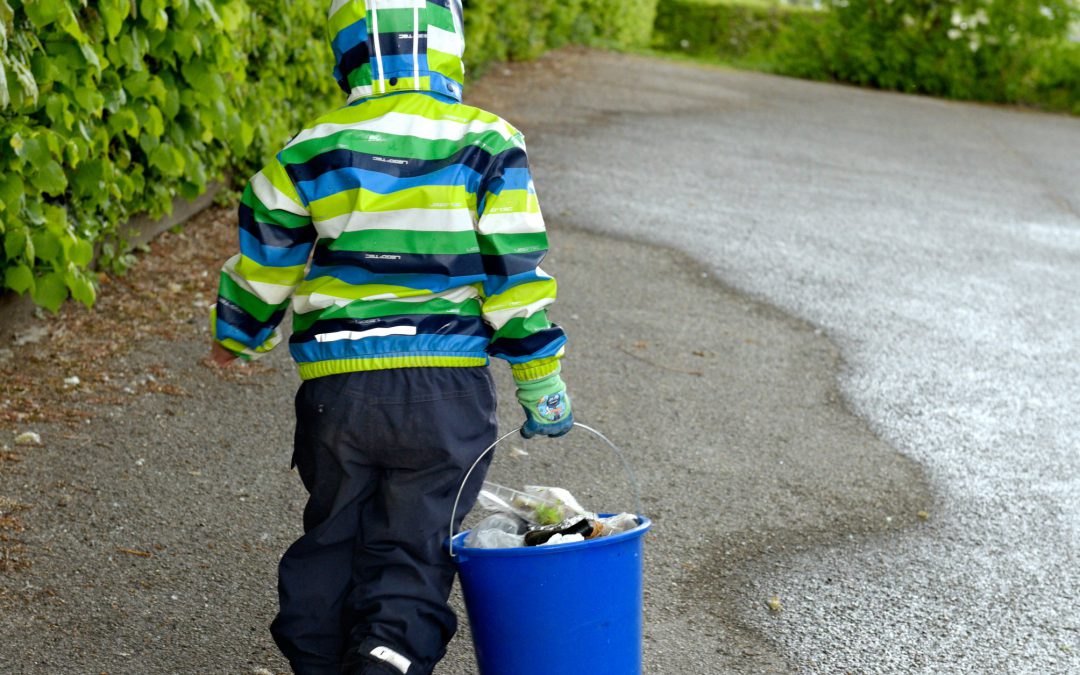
[515,372,574,438]
[208,341,238,368]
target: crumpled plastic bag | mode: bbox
[477,482,569,525]
[464,513,527,549]
[472,481,642,548]
[596,512,639,536]
[523,485,592,519]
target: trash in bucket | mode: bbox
[469,481,641,549]
[451,514,652,675]
[446,423,650,674]
[463,513,526,549]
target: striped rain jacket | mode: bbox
[213,0,566,383]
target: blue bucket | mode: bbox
[450,515,651,675]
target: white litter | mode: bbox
[541,533,585,546]
[14,431,41,446]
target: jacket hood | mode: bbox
[328,0,466,104]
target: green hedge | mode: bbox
[464,0,658,71]
[1,0,659,312]
[0,0,337,311]
[653,0,810,62]
[653,0,1080,114]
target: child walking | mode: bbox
[208,1,572,673]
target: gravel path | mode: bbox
[474,50,1080,673]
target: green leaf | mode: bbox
[146,75,167,105]
[34,160,68,196]
[45,94,75,131]
[78,42,102,74]
[31,271,68,312]
[116,32,143,69]
[74,86,106,114]
[72,157,107,199]
[100,0,132,41]
[31,230,60,261]
[9,54,38,104]
[149,142,184,177]
[58,3,88,43]
[192,0,221,26]
[4,263,33,294]
[0,174,23,210]
[139,0,169,32]
[23,0,64,29]
[124,69,151,96]
[0,58,9,110]
[23,200,45,226]
[42,203,67,234]
[107,108,140,138]
[4,227,26,259]
[21,135,52,166]
[180,59,223,97]
[69,237,93,266]
[0,0,14,26]
[162,85,180,118]
[141,103,164,137]
[66,269,96,307]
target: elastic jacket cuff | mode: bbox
[511,355,562,384]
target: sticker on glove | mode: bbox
[536,392,567,422]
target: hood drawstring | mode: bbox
[413,4,420,91]
[370,0,386,94]
[331,0,464,102]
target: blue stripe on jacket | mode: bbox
[296,165,483,202]
[308,263,487,293]
[239,229,313,268]
[289,333,490,363]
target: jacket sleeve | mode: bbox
[212,156,316,359]
[476,132,567,382]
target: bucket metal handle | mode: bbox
[448,422,643,557]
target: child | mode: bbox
[209,1,572,673]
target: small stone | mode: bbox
[135,458,145,466]
[63,376,81,387]
[767,595,783,613]
[13,325,48,346]
[917,510,930,521]
[14,431,41,446]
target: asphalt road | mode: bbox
[472,50,1080,672]
[1,48,1075,674]
[0,213,925,673]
